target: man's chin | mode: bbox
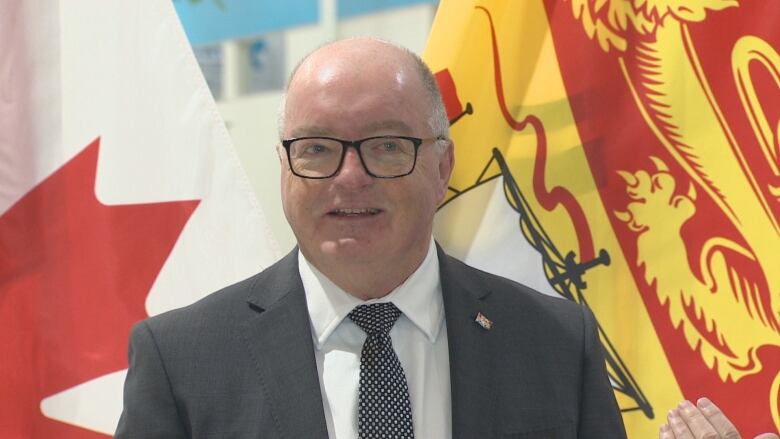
[319,238,377,258]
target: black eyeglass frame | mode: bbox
[280,135,446,179]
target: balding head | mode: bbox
[278,38,449,142]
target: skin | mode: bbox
[659,398,779,439]
[278,39,454,299]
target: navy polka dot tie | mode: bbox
[348,303,414,439]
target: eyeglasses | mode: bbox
[280,135,445,179]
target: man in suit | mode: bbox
[116,38,626,438]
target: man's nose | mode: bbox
[334,147,373,186]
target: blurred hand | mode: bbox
[659,398,779,439]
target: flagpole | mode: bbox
[320,0,337,41]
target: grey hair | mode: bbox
[277,38,450,150]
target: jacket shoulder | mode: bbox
[139,249,298,336]
[443,253,585,320]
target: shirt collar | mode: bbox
[300,238,443,348]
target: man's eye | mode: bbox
[303,144,331,154]
[379,142,399,152]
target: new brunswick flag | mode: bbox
[426,0,780,436]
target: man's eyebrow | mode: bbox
[288,120,414,138]
[364,120,414,135]
[288,126,333,137]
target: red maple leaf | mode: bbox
[0,138,199,438]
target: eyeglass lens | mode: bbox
[288,137,417,178]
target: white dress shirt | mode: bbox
[299,239,452,439]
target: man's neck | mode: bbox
[301,242,432,300]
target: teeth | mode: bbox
[334,208,380,215]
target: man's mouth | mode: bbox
[329,208,382,217]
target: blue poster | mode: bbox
[175,0,438,46]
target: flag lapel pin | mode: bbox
[475,312,493,330]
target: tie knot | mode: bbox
[348,302,402,336]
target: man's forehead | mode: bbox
[306,39,403,65]
[281,39,433,139]
[290,41,412,87]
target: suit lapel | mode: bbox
[237,246,502,438]
[240,249,329,438]
[438,246,498,438]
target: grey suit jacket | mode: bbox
[115,247,626,438]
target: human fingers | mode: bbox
[694,398,740,439]
[677,400,722,438]
[660,422,676,439]
[668,408,696,439]
[753,434,780,439]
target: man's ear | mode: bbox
[276,144,285,165]
[437,139,454,203]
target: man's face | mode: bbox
[279,43,452,277]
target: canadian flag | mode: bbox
[0,1,280,437]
